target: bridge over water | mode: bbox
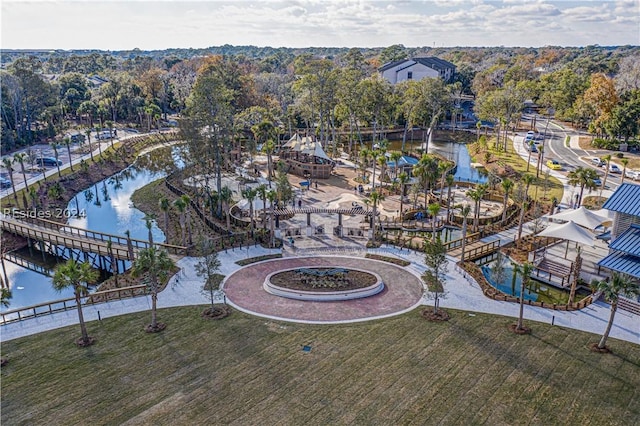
[1,214,186,265]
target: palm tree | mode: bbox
[390,151,402,181]
[241,187,257,234]
[263,139,276,186]
[620,158,629,184]
[85,128,95,161]
[459,204,472,262]
[445,173,454,221]
[50,142,62,177]
[2,157,20,207]
[105,120,115,149]
[567,167,597,207]
[437,161,449,204]
[359,147,372,183]
[591,273,640,350]
[368,190,385,242]
[13,152,29,193]
[398,172,410,221]
[52,259,99,346]
[468,185,487,232]
[131,247,175,332]
[173,197,187,246]
[1,288,12,308]
[256,184,268,230]
[501,178,514,224]
[600,154,612,200]
[377,153,387,191]
[143,214,155,246]
[428,202,441,241]
[266,190,277,247]
[219,186,234,232]
[159,197,171,233]
[62,136,74,172]
[515,262,533,332]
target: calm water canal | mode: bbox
[1,145,185,312]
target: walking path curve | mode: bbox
[1,244,638,345]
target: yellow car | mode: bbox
[546,159,563,170]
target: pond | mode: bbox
[480,258,589,305]
[1,145,186,313]
[384,139,488,184]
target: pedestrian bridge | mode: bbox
[1,214,186,261]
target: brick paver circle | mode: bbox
[223,256,424,323]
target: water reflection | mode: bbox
[1,145,185,312]
[384,139,487,183]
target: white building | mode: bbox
[379,57,456,85]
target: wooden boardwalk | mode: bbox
[448,239,501,261]
[1,215,186,261]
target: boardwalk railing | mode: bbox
[0,284,148,325]
[464,240,501,261]
[1,216,187,261]
[444,232,480,252]
[532,266,571,288]
[3,215,186,254]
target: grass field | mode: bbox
[2,307,638,425]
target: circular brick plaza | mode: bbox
[222,256,424,323]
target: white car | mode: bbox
[604,163,621,174]
[625,169,640,180]
[591,157,606,167]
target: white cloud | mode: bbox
[1,0,638,49]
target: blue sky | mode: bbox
[2,1,638,50]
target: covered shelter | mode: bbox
[547,206,610,231]
[539,220,595,247]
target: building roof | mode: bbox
[597,251,640,279]
[609,224,640,257]
[387,155,419,168]
[378,59,409,72]
[378,57,455,73]
[602,183,640,217]
[413,57,456,71]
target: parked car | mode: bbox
[592,177,602,187]
[35,157,62,167]
[527,142,538,153]
[0,176,11,189]
[624,169,640,180]
[546,159,563,170]
[604,163,621,174]
[67,133,86,143]
[591,157,606,167]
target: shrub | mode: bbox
[592,138,620,150]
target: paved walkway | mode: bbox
[1,132,638,345]
[1,243,638,345]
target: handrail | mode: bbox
[2,214,186,253]
[0,284,148,325]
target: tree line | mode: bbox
[2,45,639,156]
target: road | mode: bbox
[514,114,639,207]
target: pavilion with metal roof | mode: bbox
[598,184,640,280]
[598,224,640,278]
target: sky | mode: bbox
[1,0,639,50]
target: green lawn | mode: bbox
[2,307,639,425]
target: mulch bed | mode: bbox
[76,336,97,347]
[509,324,532,335]
[365,253,410,266]
[201,305,231,320]
[421,308,450,322]
[145,322,167,333]
[588,342,611,353]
